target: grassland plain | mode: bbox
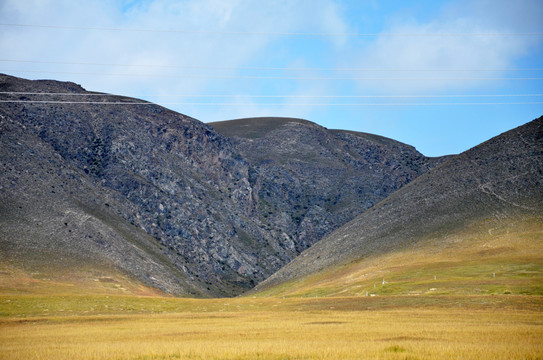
[0,294,542,360]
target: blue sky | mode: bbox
[1,0,542,156]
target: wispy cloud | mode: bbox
[0,0,350,121]
[351,0,543,93]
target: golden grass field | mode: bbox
[1,217,541,359]
[1,294,542,360]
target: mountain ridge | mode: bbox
[0,73,445,296]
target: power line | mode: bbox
[1,59,542,72]
[3,69,542,81]
[1,23,542,37]
[1,91,542,98]
[1,99,542,106]
[0,100,150,104]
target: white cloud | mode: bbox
[0,0,349,121]
[351,0,543,93]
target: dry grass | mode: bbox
[0,262,167,297]
[256,217,543,298]
[1,295,542,360]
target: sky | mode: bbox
[0,0,542,156]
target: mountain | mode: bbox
[1,75,256,296]
[252,117,543,296]
[0,74,443,296]
[209,117,447,252]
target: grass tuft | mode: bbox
[385,345,406,353]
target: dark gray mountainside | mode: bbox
[210,117,447,251]
[254,117,543,292]
[1,73,444,296]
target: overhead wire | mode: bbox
[1,99,542,106]
[1,59,542,72]
[2,69,542,81]
[1,23,541,110]
[1,23,542,37]
[1,91,542,98]
[2,92,542,106]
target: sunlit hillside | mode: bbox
[254,117,543,299]
[254,216,543,298]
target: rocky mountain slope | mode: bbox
[0,74,444,296]
[253,117,543,294]
[210,117,447,252]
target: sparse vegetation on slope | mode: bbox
[254,217,543,298]
[254,117,543,295]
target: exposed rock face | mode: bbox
[0,74,445,296]
[0,114,201,296]
[209,117,447,252]
[254,117,543,292]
